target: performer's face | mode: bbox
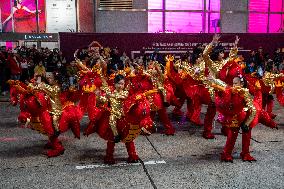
[218,52,224,60]
[115,79,125,91]
[196,54,203,64]
[70,61,76,66]
[233,77,242,87]
[47,76,55,85]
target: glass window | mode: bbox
[206,0,221,11]
[148,0,163,9]
[148,12,163,33]
[248,13,268,33]
[166,0,203,10]
[269,14,282,33]
[206,13,221,33]
[165,12,203,33]
[148,0,221,33]
[270,0,283,12]
[249,0,269,12]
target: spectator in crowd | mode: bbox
[19,55,30,82]
[273,48,283,71]
[278,59,284,73]
[255,46,265,69]
[7,52,21,80]
[0,50,9,95]
[34,61,46,77]
[46,48,60,72]
[246,62,256,74]
[120,52,129,66]
[66,61,79,86]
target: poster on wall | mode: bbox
[46,0,77,33]
[0,0,46,33]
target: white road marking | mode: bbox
[75,160,166,170]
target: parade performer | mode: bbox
[128,64,176,135]
[146,60,169,105]
[275,80,284,106]
[164,55,187,116]
[100,74,129,143]
[211,76,277,162]
[173,50,217,139]
[31,73,62,133]
[203,34,239,80]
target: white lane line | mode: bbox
[75,160,166,170]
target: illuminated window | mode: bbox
[248,0,284,33]
[148,12,163,33]
[166,0,203,10]
[165,12,203,33]
[148,0,221,33]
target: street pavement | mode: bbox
[0,98,283,189]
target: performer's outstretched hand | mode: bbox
[212,34,221,44]
[234,35,240,47]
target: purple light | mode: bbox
[148,12,163,33]
[206,13,220,33]
[249,0,269,12]
[248,13,268,33]
[148,0,163,9]
[206,0,220,11]
[269,0,283,12]
[148,0,221,33]
[166,0,203,10]
[269,14,282,33]
[248,0,283,33]
[165,12,203,33]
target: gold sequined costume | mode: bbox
[100,79,129,137]
[32,83,62,131]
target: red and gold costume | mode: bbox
[175,59,217,139]
[8,80,83,158]
[126,65,176,135]
[211,79,277,162]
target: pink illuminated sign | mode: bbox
[248,0,283,33]
[148,0,221,33]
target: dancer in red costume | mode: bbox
[83,74,153,164]
[8,73,83,157]
[127,64,176,135]
[211,77,277,162]
[274,80,284,106]
[175,51,217,139]
[164,55,187,116]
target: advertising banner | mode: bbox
[0,0,46,33]
[46,0,77,33]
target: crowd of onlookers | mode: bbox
[0,45,70,95]
[245,47,284,75]
[0,44,283,96]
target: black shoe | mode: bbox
[114,135,121,143]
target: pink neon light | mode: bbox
[207,13,220,33]
[206,0,220,11]
[248,14,268,33]
[165,12,203,33]
[148,0,221,33]
[166,0,203,10]
[269,14,282,33]
[148,0,163,9]
[6,42,13,50]
[249,0,269,12]
[270,0,283,12]
[148,12,163,33]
